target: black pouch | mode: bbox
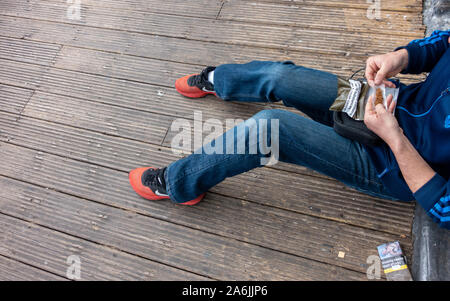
[332,111,382,147]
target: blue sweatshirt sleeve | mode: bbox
[395,30,450,74]
[413,173,450,229]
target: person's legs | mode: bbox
[213,60,338,126]
[137,61,397,204]
[166,109,398,203]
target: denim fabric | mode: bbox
[166,61,400,203]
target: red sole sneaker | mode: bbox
[129,167,205,206]
[129,167,169,201]
[175,74,216,98]
[178,193,205,206]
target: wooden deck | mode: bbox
[0,0,427,280]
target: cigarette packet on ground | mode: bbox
[377,241,413,281]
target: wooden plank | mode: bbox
[0,58,48,90]
[0,111,181,171]
[22,91,172,145]
[0,0,422,57]
[0,18,425,85]
[0,174,367,280]
[0,255,66,281]
[0,213,209,280]
[243,0,423,12]
[18,0,425,36]
[0,83,34,115]
[45,0,423,15]
[54,0,224,18]
[0,16,306,67]
[219,1,424,36]
[0,111,415,237]
[0,36,61,66]
[0,62,178,144]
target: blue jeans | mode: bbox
[166,61,399,203]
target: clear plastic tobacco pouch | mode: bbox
[329,77,400,121]
[329,77,399,147]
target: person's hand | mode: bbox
[364,94,403,146]
[365,49,409,88]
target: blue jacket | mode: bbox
[364,30,450,229]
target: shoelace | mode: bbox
[188,66,215,91]
[143,168,166,192]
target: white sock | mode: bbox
[208,70,215,85]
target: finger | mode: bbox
[374,64,389,86]
[365,59,378,86]
[387,95,396,113]
[386,94,393,107]
[365,95,375,115]
[383,80,396,88]
[375,103,387,115]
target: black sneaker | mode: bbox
[128,167,169,200]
